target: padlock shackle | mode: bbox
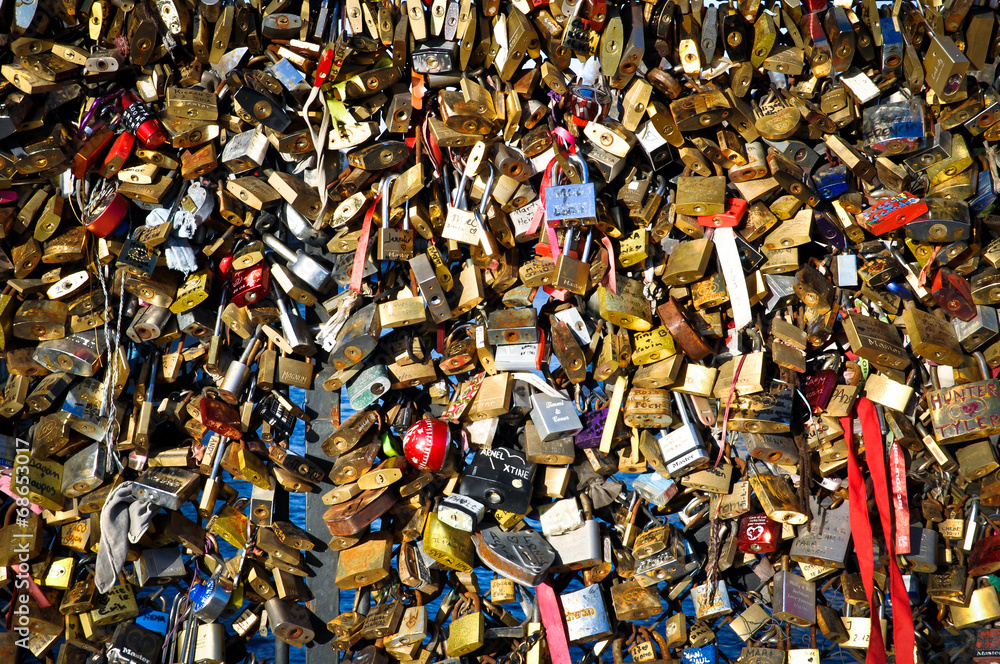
[213,296,226,335]
[270,279,291,318]
[545,158,561,186]
[478,163,496,215]
[209,436,227,479]
[672,392,691,427]
[974,351,990,381]
[146,353,159,401]
[567,154,589,183]
[454,167,470,210]
[653,175,668,197]
[579,493,594,520]
[238,327,264,363]
[561,226,576,255]
[261,233,297,263]
[580,228,593,262]
[381,174,399,229]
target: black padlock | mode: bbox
[459,447,538,515]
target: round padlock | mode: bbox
[403,418,450,471]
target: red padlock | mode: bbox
[802,356,840,413]
[99,132,135,179]
[588,0,606,29]
[697,197,747,228]
[858,192,927,235]
[218,254,234,283]
[120,91,167,149]
[403,418,450,471]
[84,189,129,238]
[313,47,335,88]
[230,263,270,307]
[931,267,977,322]
[737,513,781,554]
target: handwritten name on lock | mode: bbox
[476,447,532,481]
[545,184,597,222]
[929,380,1000,440]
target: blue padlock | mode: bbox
[812,163,849,199]
[681,644,718,664]
[544,155,596,225]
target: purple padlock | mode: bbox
[575,408,609,449]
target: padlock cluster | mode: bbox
[4,0,1000,662]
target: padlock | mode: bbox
[657,393,709,477]
[952,579,1000,628]
[460,448,537,515]
[545,155,597,225]
[529,389,583,441]
[547,494,601,571]
[553,228,594,295]
[446,593,485,656]
[264,597,316,647]
[562,583,614,644]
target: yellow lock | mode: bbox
[446,593,485,657]
[422,513,474,572]
[597,276,653,331]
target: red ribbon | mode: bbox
[527,156,557,240]
[349,191,381,294]
[841,410,885,664]
[842,399,915,664]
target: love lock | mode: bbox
[679,494,711,530]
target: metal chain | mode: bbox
[96,251,126,471]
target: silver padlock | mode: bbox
[561,584,614,644]
[262,232,333,294]
[264,597,316,647]
[633,472,679,508]
[772,569,817,626]
[136,547,186,586]
[547,494,601,570]
[61,441,107,498]
[438,494,486,533]
[410,253,452,324]
[529,390,583,441]
[658,393,709,477]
